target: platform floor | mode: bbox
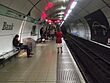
[0,40,57,83]
[0,39,85,83]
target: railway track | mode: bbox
[64,33,110,83]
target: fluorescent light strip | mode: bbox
[58,12,64,15]
[63,1,77,21]
[64,9,72,20]
[58,6,66,10]
[58,16,63,18]
[60,21,64,27]
[64,12,70,20]
[67,9,72,14]
[64,15,67,20]
[70,2,77,9]
[61,1,78,26]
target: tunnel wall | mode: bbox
[69,19,91,40]
[67,1,110,45]
[69,7,110,45]
[84,9,109,44]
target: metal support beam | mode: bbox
[27,0,42,16]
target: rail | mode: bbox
[64,33,110,83]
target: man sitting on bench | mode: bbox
[12,34,32,58]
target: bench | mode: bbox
[0,49,19,66]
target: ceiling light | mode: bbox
[70,2,77,9]
[63,0,66,2]
[64,13,69,20]
[60,21,64,27]
[59,17,63,20]
[67,9,72,14]
[58,12,64,15]
[57,6,66,10]
[49,22,51,25]
[61,6,66,9]
[58,15,63,18]
[63,1,78,21]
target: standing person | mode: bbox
[56,28,63,53]
[40,27,44,42]
[50,28,55,40]
[12,34,32,58]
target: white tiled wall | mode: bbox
[0,15,38,55]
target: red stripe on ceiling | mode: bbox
[45,2,54,11]
[41,2,54,20]
[41,11,47,19]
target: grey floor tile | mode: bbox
[0,41,57,83]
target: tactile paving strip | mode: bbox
[57,53,82,83]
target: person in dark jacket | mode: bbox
[13,34,20,49]
[40,27,44,42]
[13,34,32,58]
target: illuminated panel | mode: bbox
[41,11,47,19]
[64,0,73,16]
[45,2,54,11]
[41,2,54,20]
[48,19,52,23]
[58,11,64,15]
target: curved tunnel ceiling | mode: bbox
[65,0,109,23]
[45,1,68,18]
[0,0,110,24]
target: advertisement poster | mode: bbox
[31,25,36,36]
[85,9,110,44]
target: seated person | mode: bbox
[12,34,32,58]
[23,38,33,52]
